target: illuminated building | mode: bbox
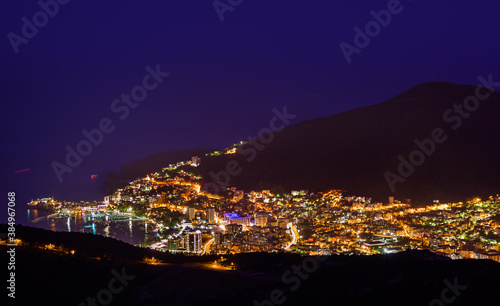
[224,213,250,226]
[215,232,223,244]
[191,156,201,167]
[233,190,244,201]
[226,224,243,234]
[187,207,195,220]
[207,207,216,223]
[185,231,202,253]
[254,212,268,227]
[168,238,181,251]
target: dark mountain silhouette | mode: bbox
[107,82,500,203]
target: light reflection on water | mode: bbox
[28,209,154,246]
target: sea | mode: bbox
[27,208,157,246]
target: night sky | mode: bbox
[1,0,499,224]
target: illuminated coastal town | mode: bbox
[5,1,500,304]
[27,152,500,263]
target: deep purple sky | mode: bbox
[1,1,499,223]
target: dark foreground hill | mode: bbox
[107,82,500,203]
[2,225,500,305]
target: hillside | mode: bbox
[104,148,212,193]
[107,82,500,203]
[194,82,500,203]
